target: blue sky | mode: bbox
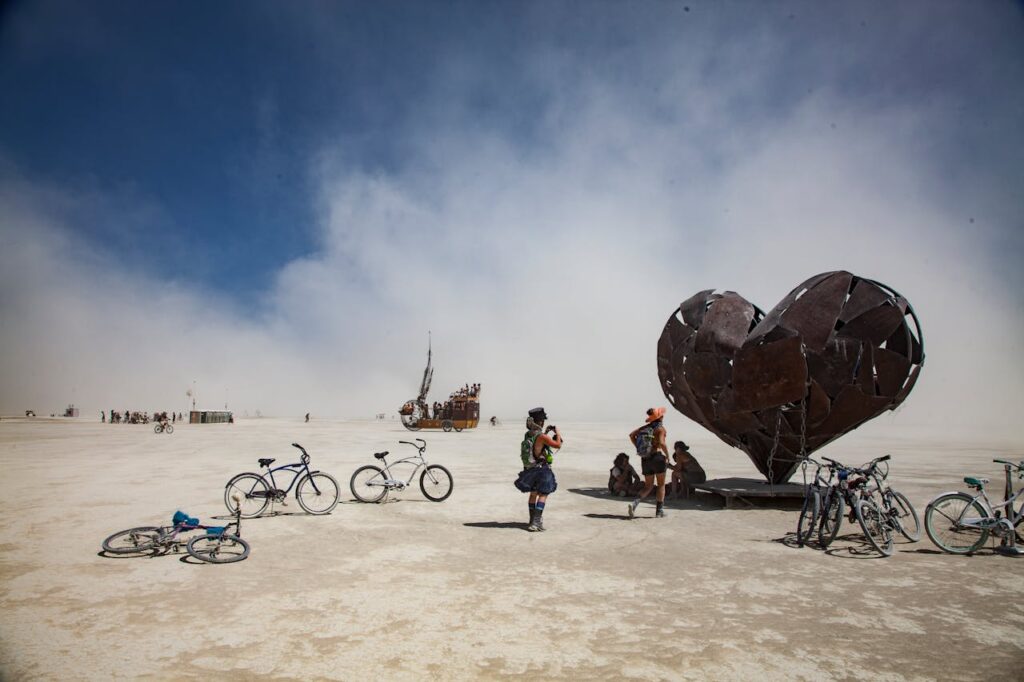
[1,1,1022,431]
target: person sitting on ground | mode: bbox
[608,453,642,497]
[670,441,706,499]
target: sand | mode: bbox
[0,417,1021,680]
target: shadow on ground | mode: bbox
[463,521,530,531]
[567,487,724,511]
[770,531,914,559]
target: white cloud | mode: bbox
[1,9,1021,438]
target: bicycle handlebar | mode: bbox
[291,443,311,464]
[993,459,1024,469]
[398,439,427,451]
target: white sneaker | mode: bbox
[628,500,638,518]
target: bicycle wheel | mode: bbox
[165,424,173,434]
[796,488,820,547]
[187,533,249,563]
[855,498,894,556]
[103,526,162,554]
[818,489,845,548]
[296,472,340,514]
[350,465,388,503]
[886,490,921,542]
[420,464,453,502]
[224,473,271,518]
[441,420,453,432]
[925,492,990,554]
[153,424,162,434]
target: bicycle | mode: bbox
[349,438,453,503]
[102,495,249,563]
[223,443,340,518]
[924,458,1024,555]
[815,456,895,556]
[154,421,174,434]
[864,455,920,542]
[795,457,831,547]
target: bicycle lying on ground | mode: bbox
[154,421,174,434]
[924,459,1024,555]
[102,494,249,563]
[224,443,340,518]
[349,438,453,503]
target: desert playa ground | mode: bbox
[0,417,1021,680]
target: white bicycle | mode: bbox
[924,458,1024,555]
[349,439,453,503]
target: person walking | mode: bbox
[628,407,669,519]
[514,407,562,532]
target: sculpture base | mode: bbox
[692,477,805,509]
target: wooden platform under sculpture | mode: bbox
[692,477,805,509]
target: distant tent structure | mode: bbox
[190,410,233,424]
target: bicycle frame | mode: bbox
[262,461,311,495]
[955,487,1024,531]
[376,453,429,487]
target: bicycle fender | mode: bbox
[925,491,981,508]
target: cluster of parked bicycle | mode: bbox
[101,438,453,564]
[795,454,1024,557]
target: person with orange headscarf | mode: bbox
[627,407,669,518]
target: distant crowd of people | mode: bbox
[429,383,481,420]
[103,410,183,425]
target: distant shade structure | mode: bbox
[656,271,924,484]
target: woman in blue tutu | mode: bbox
[514,407,563,532]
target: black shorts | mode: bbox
[641,453,667,476]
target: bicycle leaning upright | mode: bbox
[349,438,453,503]
[223,443,340,518]
[795,456,832,547]
[924,458,1024,555]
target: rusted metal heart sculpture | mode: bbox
[656,271,924,484]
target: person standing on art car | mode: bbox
[628,407,670,518]
[515,407,562,532]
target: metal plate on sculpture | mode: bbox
[731,336,807,411]
[694,292,755,354]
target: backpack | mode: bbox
[634,422,659,458]
[521,431,553,467]
[521,432,539,468]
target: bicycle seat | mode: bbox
[374,451,389,460]
[259,458,275,468]
[964,476,988,488]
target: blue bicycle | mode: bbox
[224,443,340,518]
